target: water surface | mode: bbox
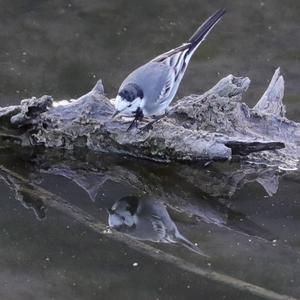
[0,1,300,299]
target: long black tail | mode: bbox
[188,9,226,52]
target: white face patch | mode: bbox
[115,95,142,116]
[108,210,137,228]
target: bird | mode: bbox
[107,196,208,256]
[113,9,226,131]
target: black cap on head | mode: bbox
[118,83,144,102]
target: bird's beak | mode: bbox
[112,110,120,119]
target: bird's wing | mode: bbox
[155,69,175,104]
[153,45,191,104]
[152,43,190,80]
[151,43,191,63]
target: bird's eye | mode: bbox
[128,104,132,107]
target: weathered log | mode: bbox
[0,68,299,167]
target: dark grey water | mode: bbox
[0,1,300,299]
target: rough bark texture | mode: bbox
[0,68,299,168]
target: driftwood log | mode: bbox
[0,68,299,168]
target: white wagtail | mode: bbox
[113,9,226,130]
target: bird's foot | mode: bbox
[127,119,138,131]
[138,121,155,133]
[126,107,144,132]
[138,114,167,133]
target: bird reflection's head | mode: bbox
[108,196,140,228]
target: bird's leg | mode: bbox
[127,118,138,131]
[127,107,144,131]
[139,112,168,133]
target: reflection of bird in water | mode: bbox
[108,196,208,256]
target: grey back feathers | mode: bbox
[119,62,170,103]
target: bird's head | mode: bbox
[113,83,144,117]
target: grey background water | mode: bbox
[0,0,300,299]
